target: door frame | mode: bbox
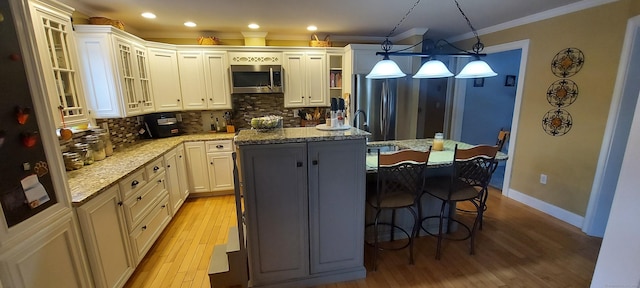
[583,15,640,237]
[449,39,530,196]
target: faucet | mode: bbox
[353,109,369,132]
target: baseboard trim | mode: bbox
[507,189,584,228]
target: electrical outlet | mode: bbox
[293,109,300,117]
[540,174,547,184]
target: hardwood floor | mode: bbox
[124,189,602,288]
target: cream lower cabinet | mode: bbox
[164,144,190,216]
[283,51,328,108]
[239,139,366,287]
[184,140,234,196]
[76,185,134,288]
[0,214,93,288]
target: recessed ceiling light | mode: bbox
[184,21,197,27]
[307,25,317,31]
[248,23,260,29]
[141,12,156,19]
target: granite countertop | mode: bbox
[68,132,236,206]
[366,139,508,170]
[234,127,370,145]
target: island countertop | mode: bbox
[234,127,370,145]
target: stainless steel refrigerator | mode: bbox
[353,74,413,141]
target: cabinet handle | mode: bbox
[137,196,142,201]
[142,225,147,231]
[216,145,224,149]
[296,162,303,167]
[312,160,318,165]
[117,201,123,206]
[153,166,160,172]
[131,180,139,187]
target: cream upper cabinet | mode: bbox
[203,51,232,110]
[177,49,231,110]
[29,0,89,127]
[75,25,154,118]
[148,46,183,112]
[283,51,328,108]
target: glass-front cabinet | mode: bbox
[29,0,88,127]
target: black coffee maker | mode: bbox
[143,112,181,138]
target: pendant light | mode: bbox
[368,0,498,79]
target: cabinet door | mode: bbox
[29,2,89,127]
[240,143,309,285]
[177,51,208,110]
[207,152,234,194]
[176,145,190,203]
[305,53,328,106]
[203,51,232,109]
[76,186,134,288]
[75,31,123,118]
[308,139,366,274]
[184,142,210,193]
[148,48,182,111]
[114,38,142,115]
[283,53,306,107]
[133,44,155,113]
[164,148,182,216]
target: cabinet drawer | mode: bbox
[119,168,148,200]
[145,157,165,179]
[129,195,171,264]
[206,140,233,153]
[123,174,167,231]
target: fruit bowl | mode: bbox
[250,115,283,131]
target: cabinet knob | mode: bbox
[158,179,163,183]
[117,201,123,206]
[209,98,213,101]
[201,98,205,101]
[210,162,213,165]
[137,196,143,201]
[296,161,303,167]
[216,145,224,149]
[177,99,181,102]
[161,204,166,209]
[312,160,318,165]
[167,164,171,168]
[153,166,160,171]
[131,180,139,187]
[142,225,147,231]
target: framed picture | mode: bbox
[505,75,516,87]
[473,78,484,87]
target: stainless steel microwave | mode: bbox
[230,65,284,94]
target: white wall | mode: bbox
[590,89,640,287]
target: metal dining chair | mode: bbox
[420,144,499,260]
[365,148,430,270]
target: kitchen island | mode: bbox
[234,127,369,288]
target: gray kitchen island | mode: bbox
[234,127,370,288]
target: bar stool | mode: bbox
[365,148,430,270]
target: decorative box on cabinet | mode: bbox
[76,185,134,288]
[148,46,183,112]
[28,0,90,127]
[283,51,328,108]
[239,139,366,287]
[75,25,154,118]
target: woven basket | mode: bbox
[309,34,331,47]
[89,17,125,30]
[198,36,220,45]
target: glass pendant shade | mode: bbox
[413,59,454,78]
[455,59,498,78]
[366,58,407,79]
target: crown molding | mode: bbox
[447,0,619,42]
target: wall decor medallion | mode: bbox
[542,108,573,136]
[546,79,579,107]
[551,47,585,78]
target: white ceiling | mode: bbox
[57,0,611,41]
